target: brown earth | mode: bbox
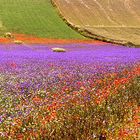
[52,0,140,46]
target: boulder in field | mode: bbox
[14,40,23,45]
[52,48,66,52]
[5,32,13,38]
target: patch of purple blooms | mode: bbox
[0,43,139,122]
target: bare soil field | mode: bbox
[53,0,140,46]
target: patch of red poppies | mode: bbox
[0,33,107,45]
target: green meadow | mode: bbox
[0,0,84,39]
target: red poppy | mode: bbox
[33,96,41,103]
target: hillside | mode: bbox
[0,0,84,39]
[53,0,140,46]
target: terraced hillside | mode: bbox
[53,0,140,46]
[0,0,84,39]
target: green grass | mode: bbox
[0,0,84,39]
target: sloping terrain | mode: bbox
[0,20,6,35]
[0,21,2,28]
[53,0,140,46]
[0,0,84,39]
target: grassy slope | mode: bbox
[0,0,84,39]
[54,0,140,45]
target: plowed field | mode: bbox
[53,0,140,45]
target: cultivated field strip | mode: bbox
[54,0,140,45]
[0,20,6,36]
[0,0,84,39]
[0,21,2,28]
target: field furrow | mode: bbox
[53,0,140,46]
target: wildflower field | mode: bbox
[0,0,140,139]
[0,42,139,139]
